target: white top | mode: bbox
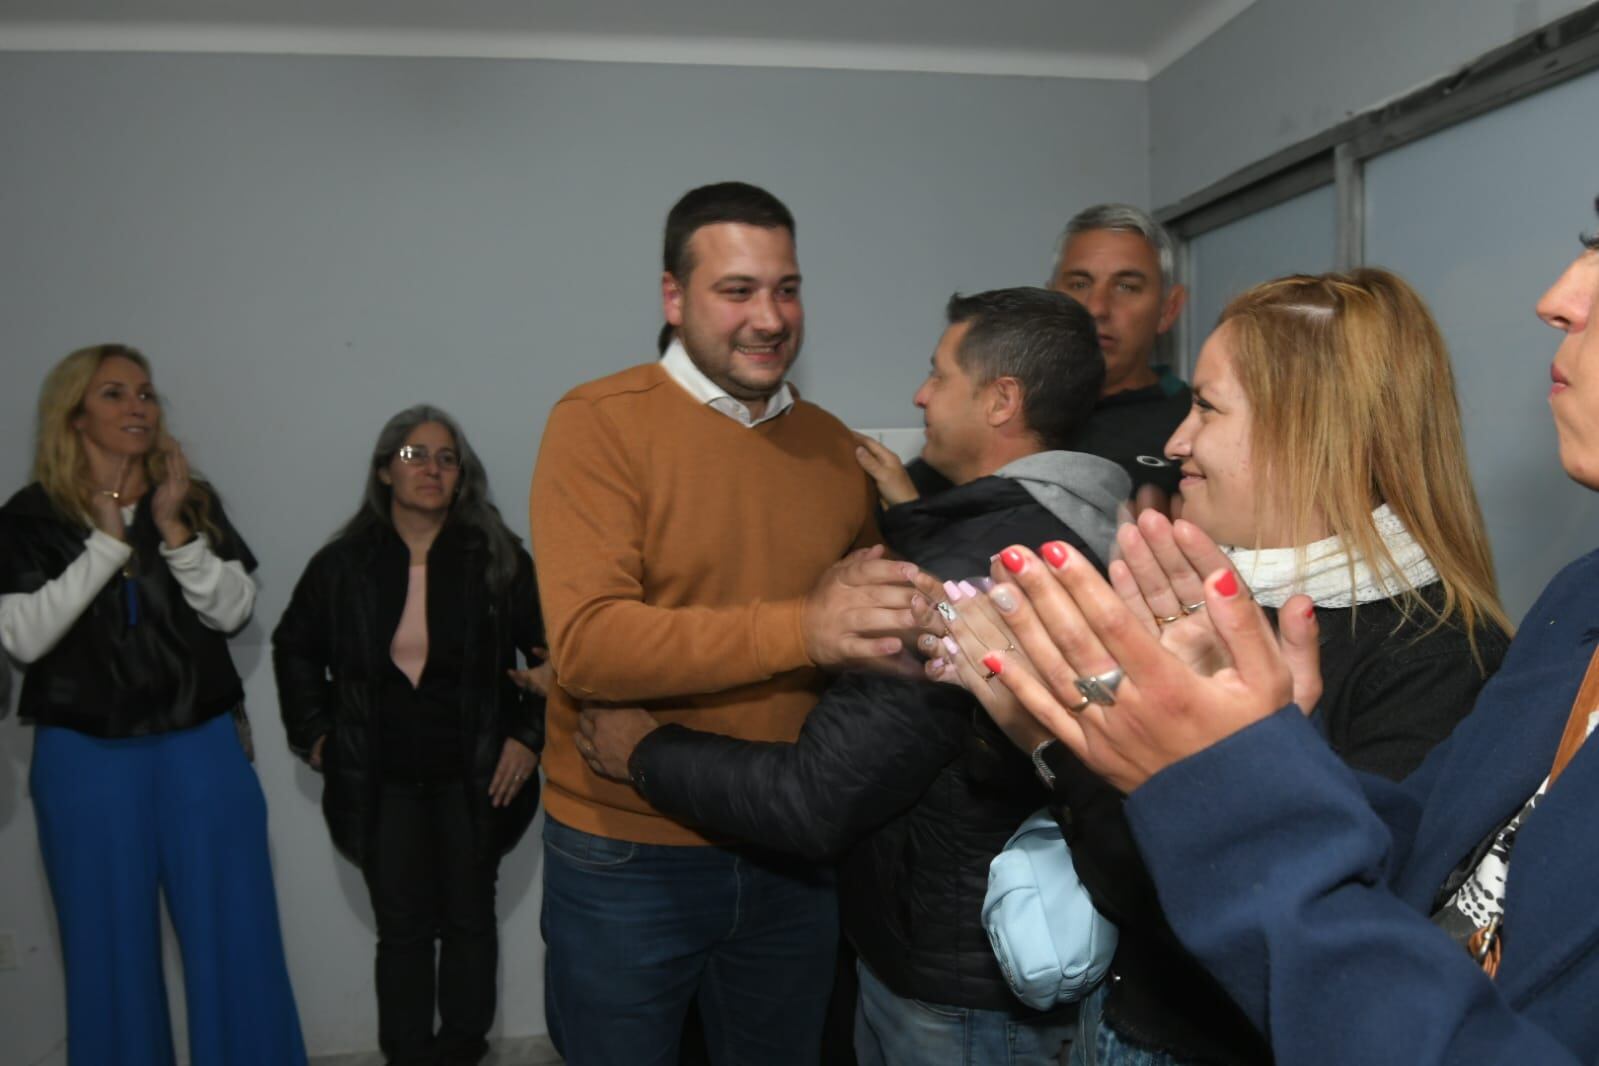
[0,503,256,664]
[660,337,795,427]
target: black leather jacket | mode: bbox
[272,519,545,865]
[0,482,255,737]
[632,475,1102,1011]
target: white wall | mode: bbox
[0,51,1148,1063]
[1149,0,1594,206]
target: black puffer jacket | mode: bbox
[273,520,544,865]
[632,471,1112,1011]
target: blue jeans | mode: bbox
[854,958,1075,1066]
[540,817,838,1066]
[1071,984,1197,1066]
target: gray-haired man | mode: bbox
[1050,203,1191,509]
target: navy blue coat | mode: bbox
[1125,548,1599,1064]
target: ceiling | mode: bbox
[0,0,1258,79]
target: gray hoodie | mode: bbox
[995,450,1131,566]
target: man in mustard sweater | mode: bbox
[530,182,918,1065]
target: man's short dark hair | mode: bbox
[663,182,796,283]
[945,287,1104,451]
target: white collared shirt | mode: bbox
[660,338,794,428]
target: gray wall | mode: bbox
[1149,0,1593,206]
[0,51,1149,1062]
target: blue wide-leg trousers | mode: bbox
[31,713,307,1066]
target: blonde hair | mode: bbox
[1219,268,1510,653]
[34,343,217,539]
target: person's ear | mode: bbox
[1158,283,1188,335]
[662,271,687,328]
[987,377,1024,428]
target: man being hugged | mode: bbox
[530,181,916,1065]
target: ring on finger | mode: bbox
[1074,666,1125,707]
[1065,695,1091,714]
[1154,613,1183,627]
[981,668,999,681]
[1182,601,1206,614]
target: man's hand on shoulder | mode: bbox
[802,545,922,671]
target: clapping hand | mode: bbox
[87,455,131,541]
[152,440,193,548]
[1109,513,1323,712]
[932,539,1320,793]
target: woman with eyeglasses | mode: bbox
[273,405,545,1066]
[0,344,306,1065]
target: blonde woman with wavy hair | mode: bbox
[1213,269,1508,652]
[0,344,305,1065]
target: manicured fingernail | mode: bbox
[958,580,979,599]
[982,653,1004,676]
[1041,541,1070,569]
[1000,548,1026,574]
[942,636,961,658]
[935,601,958,622]
[920,633,939,651]
[929,658,945,671]
[1215,571,1239,598]
[911,594,927,612]
[975,577,995,592]
[901,563,918,580]
[991,586,1018,613]
[943,580,964,602]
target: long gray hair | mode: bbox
[338,404,522,593]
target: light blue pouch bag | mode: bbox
[983,808,1118,1010]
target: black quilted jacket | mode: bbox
[632,473,1104,1011]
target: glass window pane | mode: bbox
[1364,68,1599,620]
[1186,184,1338,364]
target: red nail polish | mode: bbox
[1215,571,1239,598]
[1000,548,1026,574]
[1041,541,1069,569]
[981,653,1004,676]
[1304,604,1317,619]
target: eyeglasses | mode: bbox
[396,445,461,470]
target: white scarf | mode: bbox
[1222,504,1439,609]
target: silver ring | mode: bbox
[1181,601,1206,615]
[1074,666,1125,707]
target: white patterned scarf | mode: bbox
[1222,504,1439,609]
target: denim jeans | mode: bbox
[540,817,838,1066]
[1071,983,1199,1066]
[854,958,1075,1066]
